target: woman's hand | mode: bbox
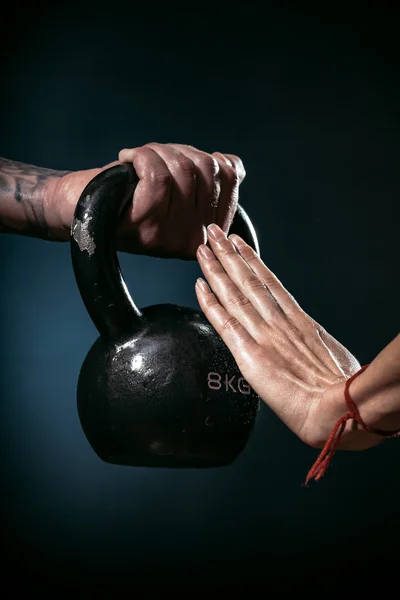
[195,224,382,450]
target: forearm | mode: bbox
[322,333,400,450]
[0,157,70,239]
[0,157,104,240]
[350,333,400,431]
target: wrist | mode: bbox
[315,375,383,451]
[346,363,400,433]
[45,163,119,239]
[306,335,400,483]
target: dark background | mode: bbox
[1,1,399,588]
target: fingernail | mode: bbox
[197,244,214,259]
[196,278,210,293]
[207,223,225,241]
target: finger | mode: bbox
[206,224,283,323]
[195,277,260,372]
[228,233,305,318]
[145,143,204,254]
[212,152,239,234]
[208,227,333,375]
[117,146,170,231]
[167,143,219,229]
[144,143,197,212]
[226,234,357,374]
[213,152,246,185]
[196,243,269,342]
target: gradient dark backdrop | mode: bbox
[1,2,399,588]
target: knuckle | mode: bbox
[178,155,196,176]
[225,165,240,187]
[167,142,194,151]
[207,296,221,310]
[212,151,231,166]
[242,246,258,263]
[259,276,279,292]
[205,261,222,277]
[142,142,160,155]
[237,162,246,182]
[215,156,239,185]
[241,275,261,290]
[227,293,250,309]
[219,242,237,257]
[197,154,219,175]
[150,168,172,188]
[225,155,245,182]
[221,315,241,334]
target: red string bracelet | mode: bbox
[306,363,400,485]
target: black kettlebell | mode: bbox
[71,163,260,468]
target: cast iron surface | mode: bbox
[78,304,259,467]
[71,163,260,468]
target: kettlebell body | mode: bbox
[78,304,259,467]
[71,164,260,468]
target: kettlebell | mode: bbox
[71,163,260,468]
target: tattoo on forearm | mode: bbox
[0,157,70,240]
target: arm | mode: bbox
[0,157,100,240]
[0,145,245,258]
[321,332,400,449]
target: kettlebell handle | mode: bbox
[70,163,259,339]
